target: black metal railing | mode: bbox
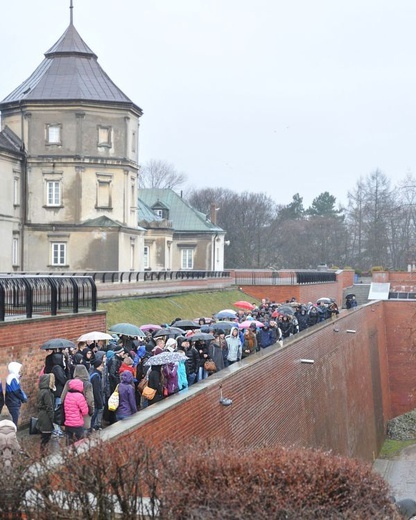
[12,270,232,283]
[0,275,96,321]
[234,270,337,286]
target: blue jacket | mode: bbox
[5,362,27,409]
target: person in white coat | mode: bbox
[226,327,242,366]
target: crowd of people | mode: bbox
[0,296,343,453]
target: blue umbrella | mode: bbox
[214,310,237,320]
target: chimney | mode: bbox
[210,203,217,225]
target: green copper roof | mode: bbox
[139,189,224,233]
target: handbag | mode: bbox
[54,403,65,426]
[141,385,157,400]
[204,359,217,373]
[137,377,148,394]
[108,384,120,411]
[29,417,40,435]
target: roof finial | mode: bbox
[70,0,74,25]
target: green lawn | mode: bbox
[99,288,261,328]
[378,438,416,459]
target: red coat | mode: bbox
[63,379,88,428]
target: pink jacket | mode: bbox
[63,379,88,427]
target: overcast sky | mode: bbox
[1,1,415,208]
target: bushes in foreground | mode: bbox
[157,441,400,519]
[3,438,401,519]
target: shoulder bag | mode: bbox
[108,384,120,411]
[204,359,217,373]
[141,385,157,400]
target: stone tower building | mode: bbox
[0,14,144,271]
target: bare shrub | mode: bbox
[21,438,159,519]
[156,440,400,519]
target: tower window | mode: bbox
[46,124,62,145]
[98,126,112,147]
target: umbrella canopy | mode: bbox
[238,320,264,329]
[209,321,236,333]
[233,300,256,311]
[144,351,187,366]
[171,320,201,330]
[77,331,113,342]
[214,310,237,320]
[188,332,215,342]
[317,297,334,305]
[108,323,146,338]
[274,305,295,316]
[140,324,163,332]
[193,317,214,325]
[153,327,186,339]
[40,338,75,351]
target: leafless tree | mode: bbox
[187,188,279,268]
[139,159,187,190]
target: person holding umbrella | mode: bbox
[147,364,164,407]
[177,337,199,386]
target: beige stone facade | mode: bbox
[0,20,225,273]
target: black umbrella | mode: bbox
[209,321,236,333]
[171,320,201,331]
[188,332,215,342]
[277,305,295,316]
[40,338,75,351]
[153,327,186,339]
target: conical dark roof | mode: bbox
[0,23,141,113]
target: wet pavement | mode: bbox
[374,444,416,501]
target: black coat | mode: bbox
[184,346,199,375]
[0,382,4,414]
[51,353,68,398]
[147,366,163,404]
[37,374,55,433]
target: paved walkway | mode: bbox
[374,444,416,501]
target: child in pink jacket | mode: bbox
[63,378,88,445]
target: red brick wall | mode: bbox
[0,312,106,424]
[6,296,416,462]
[238,270,354,305]
[383,301,416,416]
[109,304,392,462]
[240,283,339,305]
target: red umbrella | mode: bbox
[233,300,256,311]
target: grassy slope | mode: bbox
[99,289,261,328]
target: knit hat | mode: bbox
[152,346,163,355]
[93,358,103,369]
[113,346,124,355]
[94,351,106,363]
